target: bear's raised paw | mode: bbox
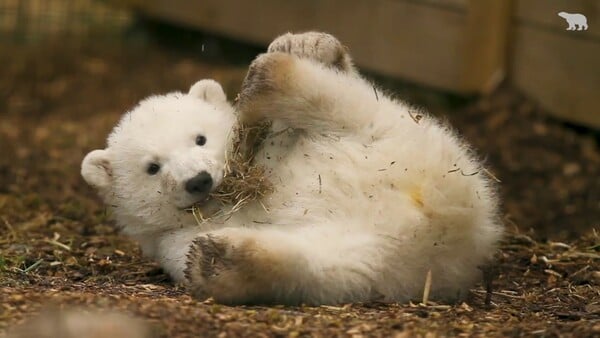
[268,32,353,71]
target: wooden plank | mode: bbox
[367,0,464,89]
[123,0,318,44]
[402,0,467,11]
[515,0,600,38]
[461,0,513,93]
[512,25,600,128]
[122,0,467,91]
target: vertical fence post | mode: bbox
[461,0,513,94]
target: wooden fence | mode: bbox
[117,0,600,127]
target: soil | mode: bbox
[0,35,599,337]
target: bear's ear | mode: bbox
[188,79,227,104]
[81,149,113,192]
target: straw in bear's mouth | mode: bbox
[183,196,209,214]
[189,120,274,223]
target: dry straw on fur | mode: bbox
[191,121,273,222]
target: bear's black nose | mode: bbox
[185,171,213,195]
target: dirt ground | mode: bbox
[0,34,599,337]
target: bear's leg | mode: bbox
[237,51,380,134]
[267,32,356,73]
[185,226,391,305]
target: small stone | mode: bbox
[10,294,24,302]
[562,162,580,176]
[532,123,547,135]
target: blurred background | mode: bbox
[0,0,598,240]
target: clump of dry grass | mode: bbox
[191,121,273,222]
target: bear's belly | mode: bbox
[246,133,426,232]
[238,120,487,237]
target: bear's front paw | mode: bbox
[185,235,229,301]
[268,32,353,71]
[185,231,272,304]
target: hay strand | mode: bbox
[190,121,273,223]
[422,269,432,305]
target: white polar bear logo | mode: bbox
[558,12,588,31]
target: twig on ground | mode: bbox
[43,233,71,251]
[422,269,432,305]
[19,258,44,273]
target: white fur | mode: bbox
[82,33,502,305]
[82,80,236,281]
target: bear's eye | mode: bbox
[195,135,207,146]
[147,163,161,175]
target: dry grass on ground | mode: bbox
[1,41,599,337]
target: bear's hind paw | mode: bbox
[268,32,353,71]
[184,235,230,300]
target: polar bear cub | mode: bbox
[82,32,502,306]
[82,80,237,281]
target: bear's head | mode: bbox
[81,80,236,235]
